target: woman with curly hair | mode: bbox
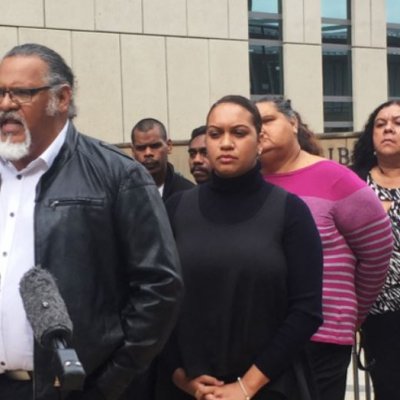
[352,100,400,400]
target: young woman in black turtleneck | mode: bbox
[156,95,323,400]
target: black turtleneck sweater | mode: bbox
[164,165,323,394]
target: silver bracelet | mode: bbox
[237,377,250,400]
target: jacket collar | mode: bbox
[35,122,79,200]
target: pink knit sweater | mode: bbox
[265,160,393,345]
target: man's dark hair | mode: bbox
[189,125,207,145]
[353,100,400,170]
[131,118,168,143]
[4,43,76,118]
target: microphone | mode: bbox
[19,266,86,391]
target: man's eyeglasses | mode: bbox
[0,86,52,104]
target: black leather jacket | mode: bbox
[31,123,182,400]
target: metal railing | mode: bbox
[347,340,373,400]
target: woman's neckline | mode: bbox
[264,159,329,177]
[209,162,264,193]
[369,167,400,190]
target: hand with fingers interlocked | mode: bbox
[172,368,224,399]
[200,380,251,400]
[172,364,269,399]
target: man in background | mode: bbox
[131,118,194,200]
[188,125,211,184]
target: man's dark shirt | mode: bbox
[162,162,194,201]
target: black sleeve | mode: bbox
[254,193,323,379]
[95,165,184,400]
[159,191,187,375]
[157,328,184,379]
[165,191,185,227]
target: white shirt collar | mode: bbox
[37,120,69,170]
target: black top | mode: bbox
[165,164,323,392]
[162,162,195,201]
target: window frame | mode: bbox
[248,4,283,98]
[322,0,353,133]
[387,22,400,99]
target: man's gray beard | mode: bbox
[0,93,57,162]
[0,129,32,161]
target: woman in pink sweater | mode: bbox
[255,97,393,400]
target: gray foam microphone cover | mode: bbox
[19,267,73,348]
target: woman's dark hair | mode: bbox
[294,111,323,156]
[254,96,323,156]
[352,100,400,170]
[207,95,262,134]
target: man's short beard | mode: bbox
[0,115,32,162]
[0,93,59,162]
[0,131,32,162]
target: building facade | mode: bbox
[250,0,399,134]
[0,0,249,146]
[0,1,399,173]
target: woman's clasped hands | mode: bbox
[172,368,255,399]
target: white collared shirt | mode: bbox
[0,121,68,372]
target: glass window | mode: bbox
[324,102,353,123]
[321,0,349,20]
[249,45,283,95]
[388,27,400,47]
[323,49,352,96]
[387,0,400,24]
[248,0,282,97]
[324,126,353,133]
[322,24,350,44]
[322,0,352,133]
[249,18,281,40]
[248,0,280,14]
[388,52,400,97]
[387,0,400,98]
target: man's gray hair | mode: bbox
[4,43,77,118]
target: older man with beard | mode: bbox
[0,43,182,400]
